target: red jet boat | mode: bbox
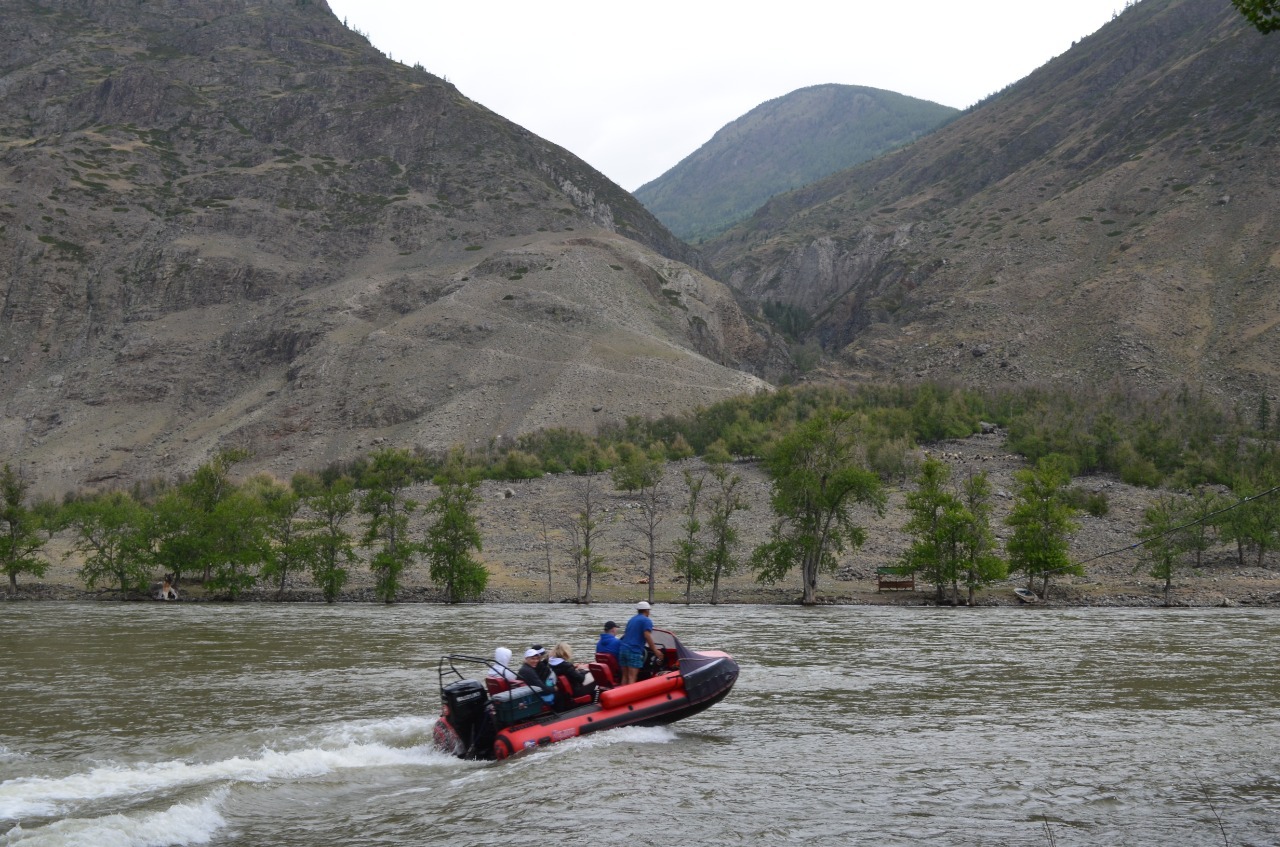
[432,628,739,760]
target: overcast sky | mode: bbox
[325,1,1126,192]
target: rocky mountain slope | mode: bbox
[706,0,1279,406]
[634,84,957,243]
[0,0,784,496]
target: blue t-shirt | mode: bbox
[595,631,621,656]
[620,613,653,650]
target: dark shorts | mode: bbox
[620,645,646,669]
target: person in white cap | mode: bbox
[619,600,662,686]
[515,645,556,705]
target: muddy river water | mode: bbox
[2,603,1278,846]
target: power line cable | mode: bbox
[1058,482,1280,573]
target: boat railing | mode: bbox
[437,654,505,691]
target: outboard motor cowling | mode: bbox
[441,679,489,756]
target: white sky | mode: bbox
[325,1,1126,191]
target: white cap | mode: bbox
[524,648,541,658]
[636,601,652,610]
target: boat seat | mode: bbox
[556,674,593,708]
[486,676,523,695]
[587,661,616,689]
[594,652,622,685]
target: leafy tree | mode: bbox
[64,492,152,598]
[1214,485,1256,566]
[1233,477,1280,568]
[671,468,707,604]
[149,490,204,589]
[0,464,48,592]
[256,478,312,600]
[1178,486,1225,569]
[901,461,1005,605]
[611,442,663,493]
[184,450,248,583]
[299,474,357,603]
[702,444,748,604]
[424,462,487,603]
[149,450,247,588]
[532,505,556,603]
[900,458,961,601]
[1138,495,1185,607]
[204,488,270,599]
[621,445,667,604]
[1006,455,1082,599]
[569,474,609,603]
[957,470,1006,605]
[750,409,886,605]
[1232,0,1280,33]
[360,448,421,603]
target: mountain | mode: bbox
[0,0,783,496]
[706,0,1280,406]
[634,84,958,243]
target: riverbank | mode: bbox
[7,433,1279,607]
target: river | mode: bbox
[2,603,1278,846]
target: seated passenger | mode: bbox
[595,620,621,658]
[515,646,557,706]
[487,646,519,684]
[549,642,597,704]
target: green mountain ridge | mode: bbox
[634,84,958,243]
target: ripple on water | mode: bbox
[4,604,1280,846]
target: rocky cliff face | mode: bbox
[0,0,782,494]
[707,0,1279,403]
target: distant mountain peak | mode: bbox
[634,83,958,243]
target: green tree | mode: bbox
[1233,0,1280,33]
[204,488,270,599]
[1138,495,1185,607]
[360,448,421,603]
[611,442,663,493]
[300,474,357,603]
[621,448,667,604]
[1006,455,1082,599]
[900,458,961,601]
[65,492,152,598]
[569,474,609,603]
[424,462,487,603]
[671,468,707,604]
[1178,486,1225,569]
[150,450,248,589]
[1234,477,1280,568]
[957,470,1006,605]
[0,464,48,592]
[256,478,312,600]
[149,490,203,589]
[750,409,886,605]
[1214,485,1255,566]
[702,444,748,605]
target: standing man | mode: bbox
[619,601,663,686]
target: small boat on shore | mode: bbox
[431,628,739,760]
[1013,587,1039,604]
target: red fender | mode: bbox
[599,672,682,710]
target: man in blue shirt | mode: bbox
[595,621,621,658]
[619,601,663,686]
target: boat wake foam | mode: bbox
[0,788,227,847]
[0,716,454,828]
